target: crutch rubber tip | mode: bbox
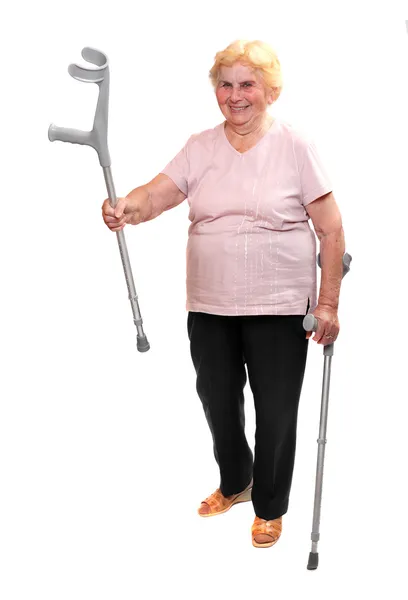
[307,552,319,570]
[137,336,150,352]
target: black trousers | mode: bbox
[187,311,309,521]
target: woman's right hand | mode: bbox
[101,188,153,232]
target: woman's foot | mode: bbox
[198,479,253,517]
[251,515,282,548]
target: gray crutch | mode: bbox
[303,252,352,570]
[48,47,150,353]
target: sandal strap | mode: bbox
[201,488,227,512]
[252,516,282,540]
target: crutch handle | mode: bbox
[303,314,318,332]
[48,124,92,147]
[303,316,334,356]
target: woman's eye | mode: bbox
[219,82,252,89]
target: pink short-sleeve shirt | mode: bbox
[161,118,332,316]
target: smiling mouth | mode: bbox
[230,105,250,111]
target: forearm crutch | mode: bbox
[302,252,352,570]
[48,47,150,353]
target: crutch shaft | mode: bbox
[103,167,150,352]
[311,354,332,545]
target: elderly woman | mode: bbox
[102,39,345,549]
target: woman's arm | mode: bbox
[102,173,187,230]
[305,191,345,343]
[129,173,187,222]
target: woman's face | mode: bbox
[215,62,274,128]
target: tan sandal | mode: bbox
[198,480,253,517]
[251,515,282,548]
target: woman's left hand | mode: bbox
[306,304,340,345]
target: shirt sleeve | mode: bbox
[160,137,191,196]
[299,141,333,206]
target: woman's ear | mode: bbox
[267,88,276,104]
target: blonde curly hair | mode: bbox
[209,39,283,101]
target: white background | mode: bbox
[1,1,408,598]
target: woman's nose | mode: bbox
[230,86,243,101]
